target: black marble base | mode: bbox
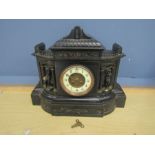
[31,83,126,117]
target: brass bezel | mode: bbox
[60,65,95,96]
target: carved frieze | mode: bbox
[54,51,100,59]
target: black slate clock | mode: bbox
[31,26,126,117]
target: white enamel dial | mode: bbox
[60,65,94,96]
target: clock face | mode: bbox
[60,65,94,96]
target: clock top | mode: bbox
[33,26,125,60]
[50,26,105,51]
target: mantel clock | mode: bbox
[31,26,126,117]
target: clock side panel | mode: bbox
[55,60,100,97]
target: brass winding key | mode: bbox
[71,119,84,128]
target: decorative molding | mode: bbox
[54,51,100,59]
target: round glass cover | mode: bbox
[60,65,94,96]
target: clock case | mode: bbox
[31,26,126,117]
